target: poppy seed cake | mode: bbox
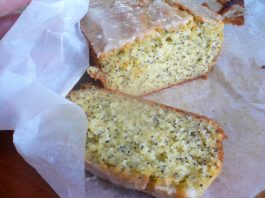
[69,85,226,198]
[81,0,224,96]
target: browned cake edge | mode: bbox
[69,84,227,198]
[81,17,223,96]
[202,0,245,25]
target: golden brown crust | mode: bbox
[217,0,244,15]
[218,0,245,25]
[88,40,100,68]
[202,0,245,25]
[223,15,244,25]
[85,160,150,190]
[85,160,188,198]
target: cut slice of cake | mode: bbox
[81,0,224,96]
[172,0,245,25]
[69,85,226,198]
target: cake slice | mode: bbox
[81,0,224,96]
[69,85,226,198]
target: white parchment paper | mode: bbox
[0,0,89,197]
[0,0,264,198]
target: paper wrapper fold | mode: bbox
[0,0,89,197]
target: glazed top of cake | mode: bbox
[81,0,221,56]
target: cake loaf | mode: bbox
[69,85,226,198]
[81,0,224,96]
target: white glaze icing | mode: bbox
[166,0,222,23]
[82,0,221,57]
[83,0,193,56]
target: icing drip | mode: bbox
[83,0,193,56]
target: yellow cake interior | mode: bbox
[69,87,224,196]
[89,8,223,96]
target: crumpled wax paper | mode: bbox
[0,0,89,197]
[0,0,264,198]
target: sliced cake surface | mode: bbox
[69,86,226,198]
[81,0,224,96]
